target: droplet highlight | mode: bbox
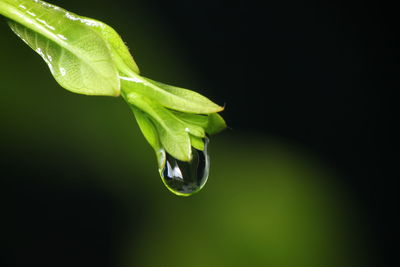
[160,139,210,196]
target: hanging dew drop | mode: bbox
[160,138,210,196]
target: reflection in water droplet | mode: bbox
[160,139,210,196]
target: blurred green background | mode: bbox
[1,0,395,266]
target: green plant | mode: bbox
[0,0,226,196]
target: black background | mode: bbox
[153,1,397,265]
[151,1,397,264]
[1,0,397,266]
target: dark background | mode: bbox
[152,0,397,264]
[1,0,397,266]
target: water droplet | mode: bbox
[160,139,210,196]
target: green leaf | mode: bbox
[0,0,227,166]
[120,75,223,114]
[145,78,224,113]
[131,106,166,168]
[124,91,195,161]
[206,113,227,135]
[190,135,205,151]
[172,112,227,135]
[131,106,160,151]
[79,16,140,75]
[171,112,209,128]
[131,96,206,138]
[154,121,192,162]
[2,0,120,96]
